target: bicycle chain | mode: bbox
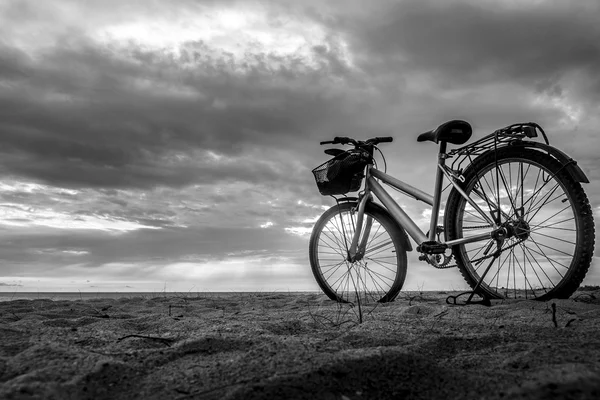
[432,254,454,269]
[431,225,526,269]
[462,225,495,230]
[429,225,491,269]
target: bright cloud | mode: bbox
[0,202,160,231]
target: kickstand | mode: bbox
[446,239,503,307]
[446,291,491,306]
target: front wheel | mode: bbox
[309,201,408,303]
[445,147,595,300]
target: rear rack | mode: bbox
[447,122,549,173]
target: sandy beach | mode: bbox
[1,289,600,399]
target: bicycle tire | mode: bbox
[445,147,595,300]
[309,201,408,303]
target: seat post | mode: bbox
[438,141,447,155]
[428,141,447,241]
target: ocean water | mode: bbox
[0,291,318,302]
[0,292,180,302]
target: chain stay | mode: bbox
[442,238,526,269]
[429,224,525,269]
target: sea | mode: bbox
[0,291,318,302]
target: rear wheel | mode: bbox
[445,147,595,300]
[309,201,408,303]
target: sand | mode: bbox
[1,289,600,399]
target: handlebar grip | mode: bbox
[375,137,393,143]
[320,140,334,145]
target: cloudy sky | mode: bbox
[1,0,599,293]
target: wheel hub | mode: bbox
[347,251,364,262]
[505,219,530,241]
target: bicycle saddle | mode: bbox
[417,120,472,145]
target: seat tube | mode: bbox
[428,141,447,241]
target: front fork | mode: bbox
[347,193,373,262]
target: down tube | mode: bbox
[368,177,428,245]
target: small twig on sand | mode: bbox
[8,312,21,321]
[428,309,449,331]
[432,309,448,318]
[117,334,175,347]
[311,313,357,328]
[551,303,558,328]
[168,304,185,317]
[305,300,358,328]
[573,293,596,303]
[89,307,110,318]
[565,318,578,328]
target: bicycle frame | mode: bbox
[348,143,499,259]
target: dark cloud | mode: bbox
[340,1,600,87]
[5,0,596,192]
[0,33,384,189]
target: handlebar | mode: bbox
[319,136,393,146]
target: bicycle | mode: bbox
[309,120,595,305]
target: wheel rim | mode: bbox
[456,157,579,299]
[315,208,399,303]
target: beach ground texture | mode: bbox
[1,289,600,399]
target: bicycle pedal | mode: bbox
[417,241,448,254]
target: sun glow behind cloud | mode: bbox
[0,180,161,232]
[0,202,160,232]
[94,6,333,66]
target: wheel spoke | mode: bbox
[363,257,398,275]
[498,164,518,214]
[514,245,539,296]
[525,185,563,222]
[528,216,575,232]
[363,241,395,258]
[326,262,347,285]
[520,242,556,287]
[531,230,576,246]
